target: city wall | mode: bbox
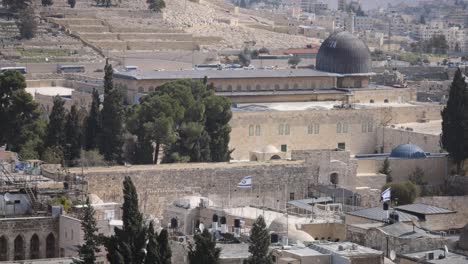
[77,161,314,217]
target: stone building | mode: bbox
[0,217,59,261]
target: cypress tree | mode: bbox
[45,95,67,148]
[100,88,124,163]
[65,105,82,165]
[17,6,37,40]
[104,59,114,95]
[99,62,124,164]
[245,215,272,264]
[188,229,220,264]
[145,222,160,264]
[84,89,101,151]
[441,68,468,174]
[157,229,171,264]
[78,197,100,264]
[105,176,147,264]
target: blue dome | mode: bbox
[390,144,427,159]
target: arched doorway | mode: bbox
[30,234,40,259]
[14,235,25,260]
[330,173,339,185]
[0,236,7,261]
[46,233,56,258]
[270,155,281,160]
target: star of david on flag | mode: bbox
[238,176,252,188]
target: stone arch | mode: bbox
[270,155,281,160]
[384,99,389,103]
[330,172,339,185]
[14,235,25,260]
[46,233,56,258]
[30,234,40,259]
[0,236,7,261]
[255,84,261,90]
[250,154,258,161]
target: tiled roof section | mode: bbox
[346,207,417,222]
[378,222,438,238]
[396,204,455,215]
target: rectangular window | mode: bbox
[255,125,261,136]
[289,192,295,201]
[281,144,287,152]
[314,123,320,134]
[362,122,367,133]
[337,142,346,150]
[307,124,313,134]
[368,121,373,132]
[336,123,342,133]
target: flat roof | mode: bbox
[402,249,468,264]
[218,243,250,259]
[391,120,442,136]
[114,69,342,81]
[282,247,325,256]
[311,242,383,256]
[346,207,417,223]
[25,87,74,98]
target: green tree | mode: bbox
[74,150,107,167]
[441,68,468,174]
[104,60,114,94]
[382,181,420,205]
[45,95,67,149]
[204,96,232,162]
[0,71,45,158]
[288,56,301,68]
[78,198,101,264]
[84,89,101,151]
[105,176,147,264]
[157,229,172,264]
[144,222,160,264]
[17,6,37,39]
[147,0,165,12]
[64,105,82,165]
[379,158,392,183]
[238,48,251,66]
[188,229,221,264]
[68,0,76,8]
[245,215,272,264]
[41,0,53,6]
[42,145,64,164]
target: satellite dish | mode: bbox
[390,250,396,261]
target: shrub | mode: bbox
[382,181,420,205]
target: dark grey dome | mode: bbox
[390,144,427,159]
[316,31,371,74]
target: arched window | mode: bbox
[227,85,233,91]
[0,236,7,261]
[336,122,342,133]
[369,99,374,103]
[246,85,252,91]
[342,122,349,133]
[367,121,373,132]
[330,173,339,185]
[255,125,261,136]
[284,124,290,135]
[255,84,261,90]
[249,125,254,136]
[46,233,56,258]
[30,234,40,259]
[236,85,242,91]
[271,155,281,160]
[283,84,289,90]
[293,83,299,89]
[274,84,280,90]
[278,124,284,135]
[14,235,24,260]
[384,99,389,103]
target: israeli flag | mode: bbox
[381,188,391,202]
[238,176,252,188]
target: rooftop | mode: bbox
[311,241,383,257]
[391,120,442,136]
[402,249,468,264]
[114,68,342,81]
[25,86,74,98]
[218,243,250,259]
[346,207,417,223]
[378,222,439,238]
[396,204,455,215]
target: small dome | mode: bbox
[316,31,371,74]
[390,144,427,159]
[268,216,315,242]
[262,145,280,153]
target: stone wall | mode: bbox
[416,196,468,230]
[78,161,313,217]
[0,217,59,261]
[378,126,442,154]
[299,223,346,241]
[127,41,197,51]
